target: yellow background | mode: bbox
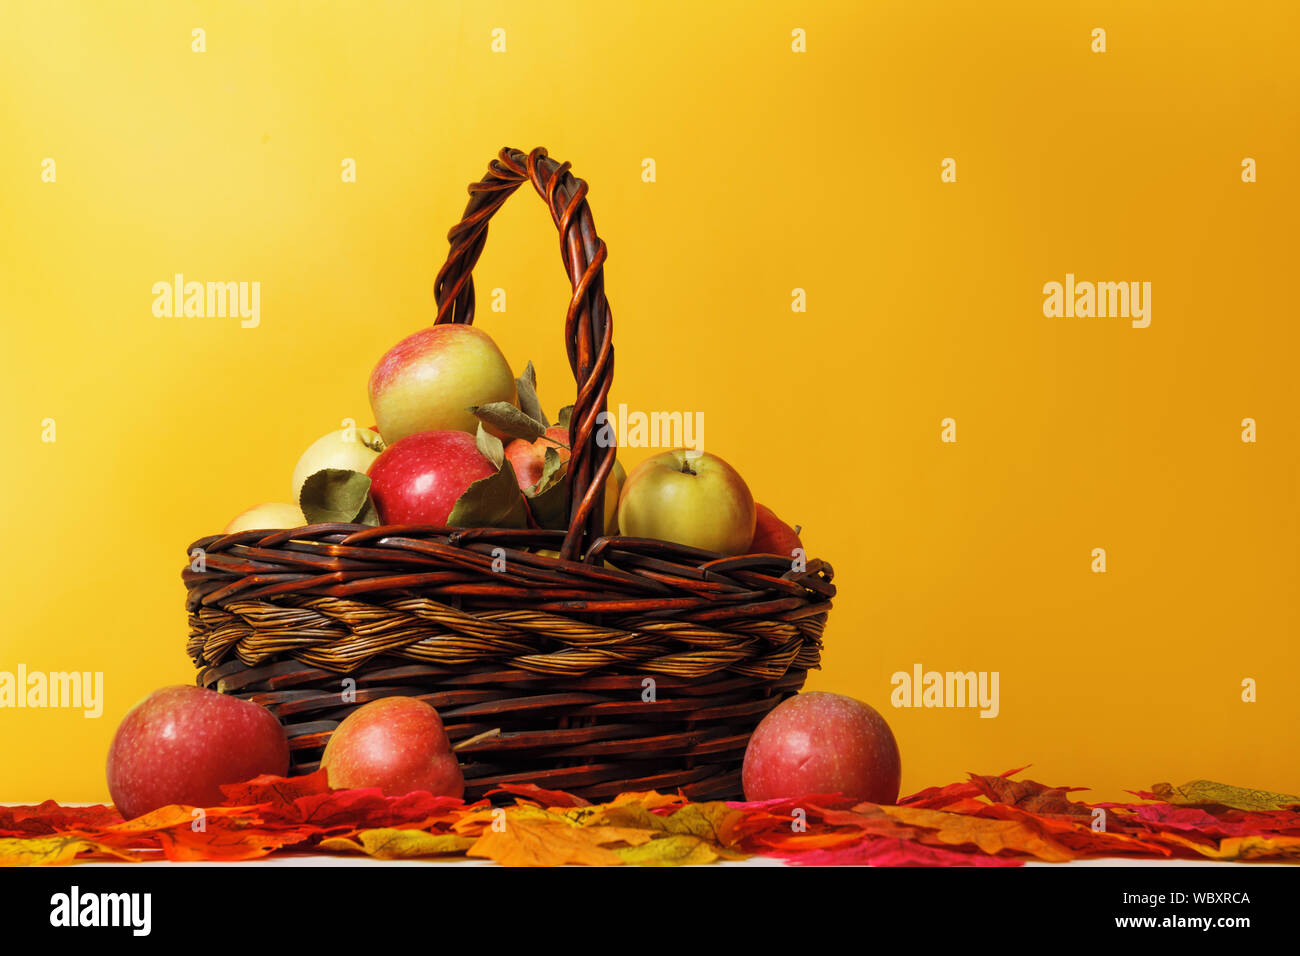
[1,1,1296,803]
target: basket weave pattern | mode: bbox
[184,148,834,801]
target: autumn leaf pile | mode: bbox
[4,768,1299,866]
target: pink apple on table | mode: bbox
[368,323,517,443]
[320,696,464,798]
[106,685,290,819]
[741,691,902,804]
[367,430,496,526]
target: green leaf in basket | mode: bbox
[300,468,376,524]
[527,459,571,530]
[475,422,506,470]
[446,459,529,529]
[515,361,548,428]
[469,402,546,442]
[529,446,567,495]
[556,405,574,430]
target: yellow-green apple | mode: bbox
[320,696,464,798]
[617,450,755,554]
[224,502,304,534]
[368,324,517,443]
[741,692,901,804]
[367,430,496,526]
[106,685,290,819]
[750,503,803,556]
[291,425,384,502]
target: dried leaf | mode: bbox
[515,361,548,427]
[488,783,591,808]
[615,834,723,866]
[467,815,625,866]
[319,829,475,859]
[475,423,505,469]
[1151,780,1300,812]
[556,405,574,430]
[784,837,1023,867]
[446,460,528,529]
[470,402,546,442]
[878,804,1074,863]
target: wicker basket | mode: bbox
[184,147,834,802]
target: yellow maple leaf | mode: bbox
[319,829,475,859]
[879,804,1073,862]
[616,834,724,866]
[468,814,626,866]
[1151,781,1300,812]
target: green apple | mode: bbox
[603,457,626,534]
[617,450,755,554]
[225,502,305,534]
[291,425,385,502]
[368,324,517,443]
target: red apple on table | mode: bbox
[368,323,517,443]
[106,685,290,819]
[320,696,464,798]
[617,449,755,555]
[367,430,497,526]
[741,691,901,804]
[750,503,803,557]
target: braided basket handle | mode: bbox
[433,148,615,561]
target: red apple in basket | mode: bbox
[750,503,803,557]
[320,696,464,798]
[617,450,755,555]
[368,323,517,443]
[367,430,497,526]
[507,430,625,533]
[106,685,289,819]
[742,692,901,804]
[505,425,571,490]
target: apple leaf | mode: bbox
[516,361,548,427]
[447,459,529,529]
[299,468,379,525]
[475,423,506,470]
[557,405,574,430]
[525,452,570,530]
[469,402,546,442]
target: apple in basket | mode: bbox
[741,692,901,804]
[321,696,464,798]
[224,502,305,534]
[106,685,290,819]
[291,424,385,502]
[506,429,626,533]
[617,450,755,555]
[368,323,517,443]
[750,503,803,558]
[367,430,497,526]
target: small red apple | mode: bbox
[106,685,290,819]
[750,503,803,556]
[367,430,497,526]
[741,692,901,804]
[320,696,464,798]
[504,425,571,491]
